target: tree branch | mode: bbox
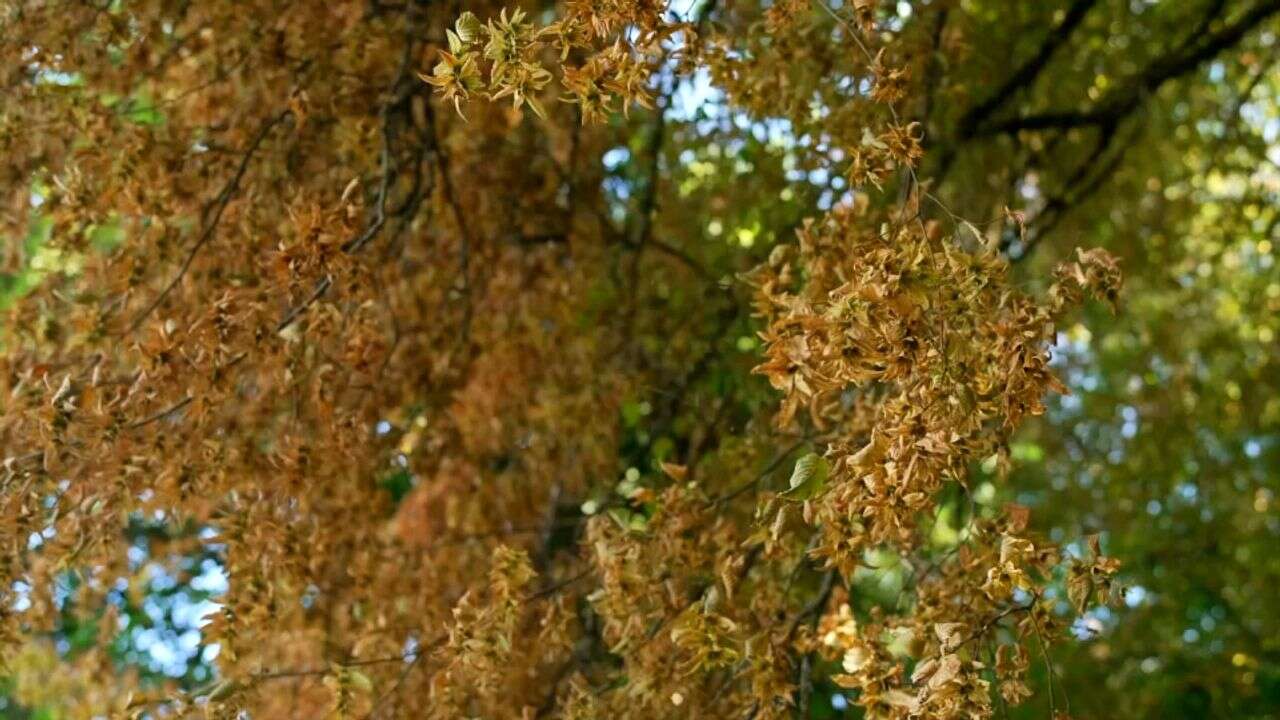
[957,0,1098,138]
[980,0,1280,137]
[129,110,291,333]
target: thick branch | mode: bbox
[957,0,1098,138]
[980,0,1280,136]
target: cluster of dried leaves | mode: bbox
[1,0,1122,718]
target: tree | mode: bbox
[0,0,1275,718]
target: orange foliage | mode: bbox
[1,1,1120,718]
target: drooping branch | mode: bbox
[277,20,427,332]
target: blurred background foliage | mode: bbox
[4,0,1280,717]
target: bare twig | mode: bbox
[713,440,807,506]
[126,395,194,430]
[276,275,333,332]
[526,566,594,601]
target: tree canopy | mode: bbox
[2,0,1278,718]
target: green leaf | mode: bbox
[607,507,648,533]
[455,12,482,43]
[378,469,414,505]
[779,452,828,501]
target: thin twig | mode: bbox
[785,569,836,641]
[526,566,594,601]
[276,275,333,332]
[713,440,807,505]
[129,110,290,333]
[126,395,194,430]
[790,569,837,718]
[249,649,425,682]
[363,650,426,720]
